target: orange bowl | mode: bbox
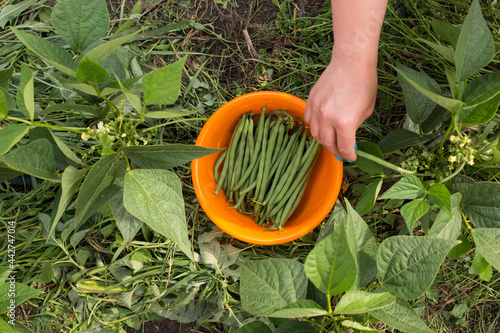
[191,91,343,245]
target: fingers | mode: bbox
[336,126,357,162]
[306,104,357,161]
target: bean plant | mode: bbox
[236,0,500,331]
[0,0,218,326]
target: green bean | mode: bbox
[267,141,320,217]
[213,150,227,184]
[253,115,271,203]
[230,115,250,194]
[233,107,266,191]
[215,117,244,195]
[263,129,300,205]
[266,124,307,205]
[278,153,318,228]
[274,139,319,204]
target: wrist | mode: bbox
[331,45,379,71]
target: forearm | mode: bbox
[331,0,388,67]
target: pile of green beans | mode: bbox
[213,106,321,231]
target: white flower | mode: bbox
[448,156,457,163]
[449,135,458,142]
[97,121,104,130]
[143,140,148,146]
[121,133,127,138]
[81,133,88,141]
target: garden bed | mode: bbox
[0,0,499,332]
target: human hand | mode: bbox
[304,51,378,162]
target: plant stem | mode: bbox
[460,209,473,230]
[355,150,415,174]
[142,117,209,132]
[6,116,85,134]
[439,161,466,184]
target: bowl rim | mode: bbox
[191,91,343,245]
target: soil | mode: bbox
[141,0,329,95]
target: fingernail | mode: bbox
[354,142,358,149]
[335,156,343,162]
[347,160,353,163]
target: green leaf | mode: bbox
[355,179,383,216]
[0,68,14,89]
[144,109,197,119]
[275,321,318,333]
[427,183,452,217]
[0,163,22,183]
[51,0,110,52]
[428,193,462,241]
[377,236,460,300]
[304,220,357,295]
[115,76,142,113]
[142,56,186,105]
[11,28,77,77]
[269,300,328,318]
[471,228,500,272]
[378,129,436,154]
[16,63,34,121]
[234,321,272,333]
[50,166,86,240]
[0,88,15,113]
[110,188,143,243]
[397,63,438,124]
[421,105,450,134]
[240,259,307,316]
[445,174,474,195]
[120,144,220,169]
[354,141,385,174]
[100,76,142,96]
[28,127,82,169]
[417,39,455,63]
[454,0,495,82]
[461,72,500,125]
[0,316,18,333]
[462,182,500,228]
[76,56,110,83]
[431,18,461,48]
[0,124,29,157]
[369,298,435,333]
[75,154,124,228]
[123,169,194,261]
[447,234,472,259]
[0,90,6,120]
[345,199,378,288]
[334,291,396,315]
[42,103,102,117]
[0,282,42,309]
[394,65,463,114]
[48,131,84,166]
[400,199,430,232]
[38,262,55,285]
[84,31,139,64]
[463,71,500,108]
[379,175,425,200]
[469,251,492,281]
[53,75,98,96]
[341,320,378,332]
[0,139,58,181]
[0,0,37,29]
